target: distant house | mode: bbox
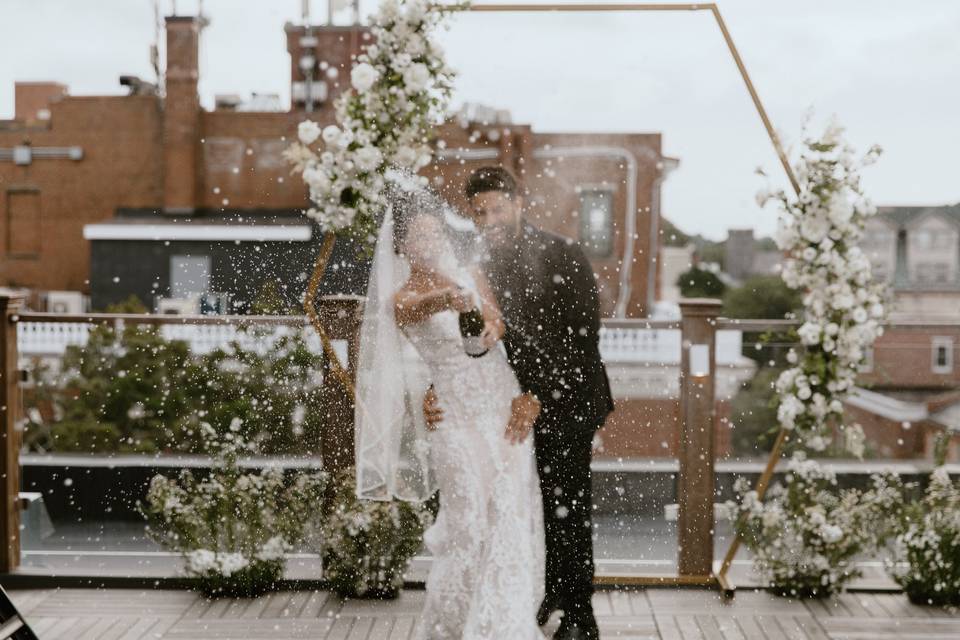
[849,206,960,461]
[864,204,960,319]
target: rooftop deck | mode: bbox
[7,587,960,640]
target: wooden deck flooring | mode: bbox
[7,587,959,639]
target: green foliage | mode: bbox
[24,322,326,455]
[677,266,726,299]
[722,275,801,320]
[729,367,782,457]
[321,468,433,599]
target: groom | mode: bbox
[428,166,613,639]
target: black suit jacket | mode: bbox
[484,223,614,432]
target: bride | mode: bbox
[354,175,545,639]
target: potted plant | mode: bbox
[887,464,960,606]
[728,452,901,597]
[141,418,326,597]
[321,468,433,599]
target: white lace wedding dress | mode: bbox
[405,307,545,639]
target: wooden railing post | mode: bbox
[316,295,364,478]
[677,298,722,577]
[0,292,25,573]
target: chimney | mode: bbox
[163,16,202,215]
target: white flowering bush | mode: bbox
[888,467,960,606]
[285,0,460,246]
[728,452,901,597]
[141,418,327,597]
[757,118,887,455]
[321,467,433,598]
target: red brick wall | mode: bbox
[0,95,163,291]
[596,398,732,459]
[14,82,67,122]
[861,326,960,390]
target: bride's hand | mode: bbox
[441,287,473,313]
[481,316,505,348]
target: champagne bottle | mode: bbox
[458,305,488,358]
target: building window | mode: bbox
[915,262,951,284]
[170,255,211,299]
[578,188,614,257]
[5,189,41,257]
[932,337,954,374]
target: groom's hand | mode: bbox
[423,386,444,431]
[506,393,540,444]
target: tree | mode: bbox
[677,266,727,299]
[722,275,801,319]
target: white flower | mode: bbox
[351,63,379,92]
[257,536,288,561]
[402,63,431,92]
[394,52,412,69]
[353,146,383,173]
[828,194,854,226]
[303,165,331,195]
[297,120,321,145]
[393,145,417,167]
[186,549,217,574]
[218,552,248,577]
[798,322,821,346]
[322,125,342,146]
[819,524,844,544]
[800,214,830,243]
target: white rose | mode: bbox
[321,125,342,145]
[393,145,417,167]
[852,307,868,324]
[351,63,379,92]
[800,214,830,243]
[394,52,413,69]
[798,322,821,346]
[353,146,383,172]
[402,63,431,93]
[828,194,854,226]
[819,524,844,544]
[302,165,331,195]
[405,0,428,22]
[297,120,321,145]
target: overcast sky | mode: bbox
[2,0,958,240]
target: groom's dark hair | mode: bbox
[465,166,518,199]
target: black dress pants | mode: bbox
[533,404,597,625]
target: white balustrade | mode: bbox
[18,322,743,366]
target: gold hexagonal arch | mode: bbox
[304,2,802,595]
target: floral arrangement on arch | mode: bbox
[758,118,888,455]
[284,0,461,246]
[728,453,901,597]
[736,118,894,598]
[141,418,327,597]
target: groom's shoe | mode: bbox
[554,619,600,640]
[537,598,563,626]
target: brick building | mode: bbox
[0,14,673,318]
